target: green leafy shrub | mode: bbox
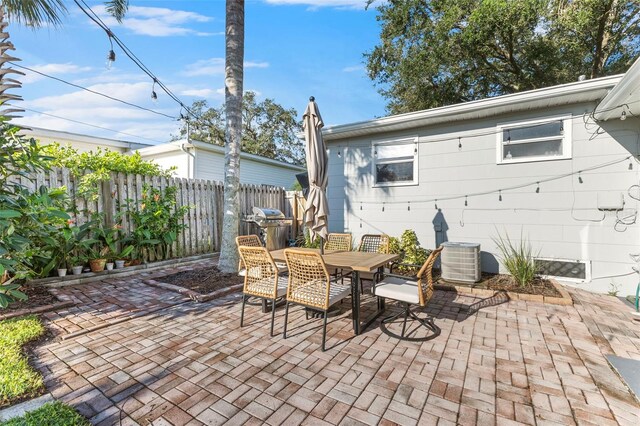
[296,228,321,248]
[1,401,89,425]
[42,144,174,199]
[124,185,189,261]
[493,230,539,287]
[0,316,45,406]
[1,123,70,306]
[389,230,431,274]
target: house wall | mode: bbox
[194,149,300,189]
[144,151,193,179]
[327,102,640,295]
[23,133,130,154]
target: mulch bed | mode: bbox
[3,285,59,312]
[438,272,562,298]
[159,266,244,294]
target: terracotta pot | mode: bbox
[89,258,107,272]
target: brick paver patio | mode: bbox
[32,273,640,426]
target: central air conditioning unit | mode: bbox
[441,242,482,283]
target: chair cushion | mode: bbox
[373,276,420,304]
[328,283,351,307]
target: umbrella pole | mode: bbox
[320,237,324,255]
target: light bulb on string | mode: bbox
[407,201,411,211]
[382,202,385,212]
[629,158,633,170]
[498,190,502,202]
[621,111,627,121]
[337,149,341,158]
[360,202,362,211]
[435,200,438,210]
[458,137,462,150]
[151,79,158,102]
[464,196,468,207]
[106,31,115,69]
[536,182,540,193]
[578,172,583,184]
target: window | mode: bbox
[497,116,571,164]
[535,258,590,282]
[372,138,418,186]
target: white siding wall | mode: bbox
[141,151,192,179]
[327,102,640,295]
[26,135,130,153]
[195,149,300,188]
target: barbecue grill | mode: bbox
[243,207,293,250]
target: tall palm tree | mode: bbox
[218,0,244,273]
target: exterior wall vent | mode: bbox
[441,242,482,283]
[535,258,590,281]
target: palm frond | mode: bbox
[3,0,67,28]
[105,0,129,23]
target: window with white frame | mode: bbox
[372,137,418,186]
[497,116,571,164]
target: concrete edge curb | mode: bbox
[0,393,54,422]
[0,301,75,321]
[434,279,573,305]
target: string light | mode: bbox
[106,31,115,69]
[360,202,362,211]
[578,172,583,184]
[458,137,462,150]
[151,79,158,101]
[621,111,627,121]
[407,201,411,211]
[382,202,385,212]
[536,182,540,193]
[464,196,468,207]
[337,149,341,158]
[435,200,438,210]
[629,159,633,170]
[498,190,502,201]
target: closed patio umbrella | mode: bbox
[303,96,329,252]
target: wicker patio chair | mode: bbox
[238,246,288,337]
[236,234,286,275]
[357,234,390,293]
[282,249,351,351]
[324,233,352,282]
[373,246,444,341]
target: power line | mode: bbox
[72,0,196,119]
[10,62,178,120]
[21,107,167,144]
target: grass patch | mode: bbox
[1,401,89,426]
[0,316,45,406]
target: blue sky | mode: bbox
[8,0,386,145]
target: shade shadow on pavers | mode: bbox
[31,285,640,425]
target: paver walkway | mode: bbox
[45,260,217,336]
[33,277,640,425]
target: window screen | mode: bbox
[499,118,569,163]
[373,140,417,185]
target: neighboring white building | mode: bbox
[323,59,640,295]
[18,126,152,153]
[18,127,305,189]
[137,139,305,189]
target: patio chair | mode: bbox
[324,233,352,283]
[357,234,390,293]
[372,245,444,341]
[238,246,288,337]
[236,234,286,276]
[282,249,351,351]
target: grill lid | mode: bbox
[252,207,285,220]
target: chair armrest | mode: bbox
[374,271,418,283]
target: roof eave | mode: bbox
[323,75,623,141]
[593,56,640,121]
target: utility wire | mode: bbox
[21,107,167,145]
[73,0,196,119]
[10,62,178,120]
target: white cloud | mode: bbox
[93,5,215,37]
[342,65,364,73]
[21,63,92,84]
[183,58,269,77]
[263,0,373,9]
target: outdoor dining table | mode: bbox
[269,248,400,335]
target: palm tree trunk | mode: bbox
[218,0,245,273]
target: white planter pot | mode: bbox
[71,266,84,275]
[115,260,126,269]
[57,268,67,277]
[106,262,114,271]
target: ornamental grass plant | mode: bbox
[493,230,539,287]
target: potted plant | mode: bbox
[115,245,134,269]
[69,253,86,275]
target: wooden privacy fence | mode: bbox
[13,167,300,256]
